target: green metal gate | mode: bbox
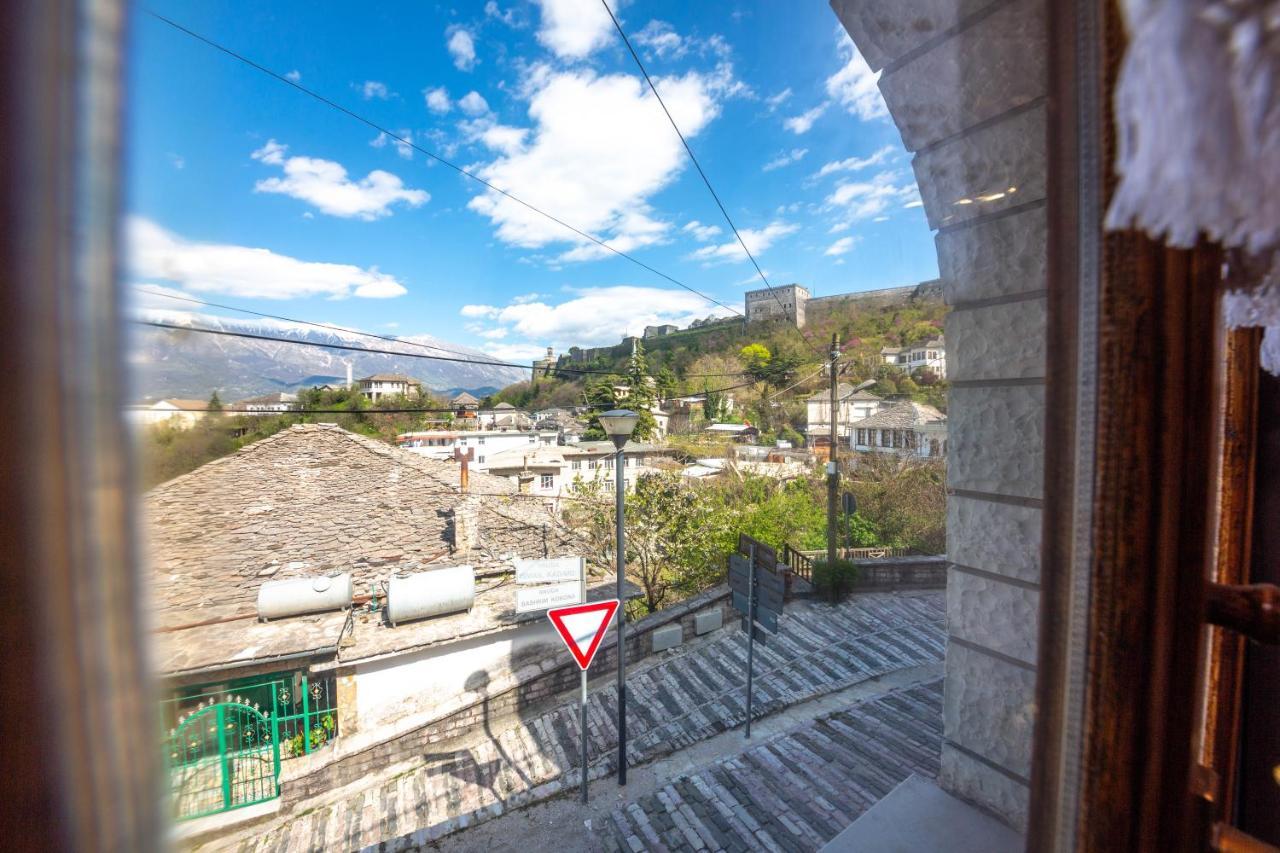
[162,673,339,820]
[165,697,280,820]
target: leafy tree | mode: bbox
[739,343,771,371]
[897,375,919,395]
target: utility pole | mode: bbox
[827,333,840,567]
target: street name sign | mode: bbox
[515,556,583,585]
[548,599,619,670]
[516,580,583,614]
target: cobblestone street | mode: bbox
[211,591,944,852]
[604,680,943,852]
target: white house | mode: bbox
[126,398,210,429]
[357,374,423,401]
[805,384,884,447]
[396,429,559,471]
[475,402,533,430]
[849,402,948,458]
[879,336,947,378]
[231,391,297,414]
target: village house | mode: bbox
[879,336,947,378]
[474,401,533,430]
[127,398,211,428]
[146,424,628,819]
[357,373,423,401]
[450,391,480,411]
[703,422,760,443]
[805,384,884,449]
[849,401,948,458]
[484,440,677,498]
[396,428,558,471]
[230,391,297,414]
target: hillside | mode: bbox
[489,282,948,439]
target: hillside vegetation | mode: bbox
[490,289,949,442]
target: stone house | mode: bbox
[357,373,422,402]
[805,383,884,448]
[850,401,948,457]
[880,336,948,378]
[147,424,608,768]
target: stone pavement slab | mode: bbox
[199,591,943,852]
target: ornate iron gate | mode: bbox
[166,697,280,820]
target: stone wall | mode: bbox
[832,0,1045,830]
[277,585,735,805]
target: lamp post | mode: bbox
[598,408,639,786]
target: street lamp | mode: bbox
[599,408,638,786]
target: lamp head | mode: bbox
[599,409,639,450]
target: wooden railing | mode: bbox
[781,544,812,583]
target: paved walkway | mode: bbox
[605,680,943,852]
[210,591,944,852]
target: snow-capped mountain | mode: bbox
[128,310,527,401]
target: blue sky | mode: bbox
[126,0,938,362]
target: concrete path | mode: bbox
[428,664,942,853]
[208,591,944,852]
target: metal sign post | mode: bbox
[546,598,618,806]
[745,542,756,738]
[729,534,785,739]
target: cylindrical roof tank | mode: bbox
[257,573,353,621]
[386,565,475,626]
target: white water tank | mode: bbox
[257,573,353,621]
[386,565,475,626]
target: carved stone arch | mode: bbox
[831,0,1049,832]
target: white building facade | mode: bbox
[879,336,947,378]
[849,402,948,458]
[805,385,884,447]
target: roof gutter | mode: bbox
[161,643,339,684]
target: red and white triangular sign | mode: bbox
[547,599,619,670]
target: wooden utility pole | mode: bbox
[827,333,840,567]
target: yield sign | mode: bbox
[547,599,619,670]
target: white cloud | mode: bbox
[285,69,302,83]
[369,130,414,159]
[447,27,477,71]
[483,342,553,362]
[251,140,428,220]
[762,148,808,172]
[824,171,919,227]
[424,86,451,114]
[764,88,792,111]
[686,221,799,265]
[633,20,687,60]
[360,80,391,100]
[467,66,729,262]
[462,285,734,349]
[784,103,828,134]
[127,217,408,300]
[824,236,857,256]
[477,327,509,340]
[459,91,491,116]
[825,34,888,121]
[484,1,524,27]
[476,123,529,155]
[167,152,186,170]
[683,220,722,242]
[532,0,621,60]
[814,145,895,179]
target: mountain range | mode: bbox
[128,311,527,402]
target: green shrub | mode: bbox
[812,558,859,602]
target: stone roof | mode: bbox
[850,402,946,429]
[232,392,297,406]
[160,398,210,411]
[359,373,421,384]
[451,391,481,406]
[144,424,582,675]
[492,402,517,410]
[805,383,882,404]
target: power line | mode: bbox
[137,287,504,364]
[599,0,819,353]
[134,319,746,380]
[143,9,743,319]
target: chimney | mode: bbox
[346,360,353,387]
[452,496,481,556]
